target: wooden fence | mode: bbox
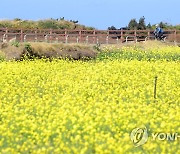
[0,28,180,44]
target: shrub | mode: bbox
[11,41,20,47]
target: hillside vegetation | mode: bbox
[0,42,97,61]
[0,41,179,61]
[0,18,94,30]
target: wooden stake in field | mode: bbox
[154,76,158,99]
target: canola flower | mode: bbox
[0,46,179,153]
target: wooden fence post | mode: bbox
[148,30,150,40]
[50,29,52,43]
[79,30,82,43]
[65,29,67,43]
[134,30,137,42]
[21,29,23,42]
[106,30,109,44]
[121,29,123,43]
[35,30,37,42]
[5,27,8,41]
[93,30,96,44]
[174,30,177,43]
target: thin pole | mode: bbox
[154,76,158,99]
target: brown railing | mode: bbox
[0,28,180,44]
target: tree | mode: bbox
[138,16,146,30]
[159,22,171,29]
[128,19,138,30]
[174,25,180,30]
[14,18,22,21]
[108,26,117,30]
[147,22,152,29]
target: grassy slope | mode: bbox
[0,42,97,60]
[0,19,94,30]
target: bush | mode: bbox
[0,19,95,30]
[11,41,20,47]
[37,20,59,29]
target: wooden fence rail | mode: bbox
[0,28,180,44]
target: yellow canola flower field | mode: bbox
[0,46,179,153]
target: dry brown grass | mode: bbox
[166,34,180,43]
[0,42,97,60]
[0,43,24,60]
[29,42,97,60]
